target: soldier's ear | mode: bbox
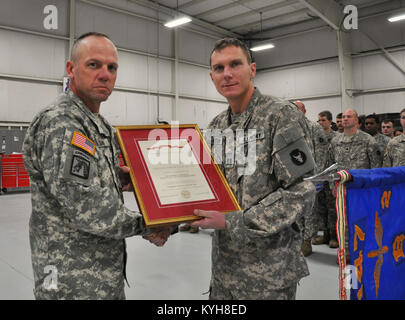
[66,60,74,79]
[250,62,256,79]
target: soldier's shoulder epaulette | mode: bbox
[391,134,405,144]
[256,95,296,117]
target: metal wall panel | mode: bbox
[0,0,69,36]
[0,29,67,79]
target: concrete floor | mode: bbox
[0,191,340,300]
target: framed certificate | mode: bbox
[115,124,241,227]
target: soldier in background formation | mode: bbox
[293,101,328,257]
[329,109,382,263]
[383,108,405,167]
[330,109,382,171]
[191,38,316,300]
[312,111,339,248]
[364,114,390,153]
[336,113,344,133]
[381,119,396,139]
[23,33,172,300]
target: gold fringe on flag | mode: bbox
[335,170,352,300]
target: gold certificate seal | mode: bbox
[181,190,191,199]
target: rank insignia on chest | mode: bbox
[290,149,307,166]
[71,131,95,155]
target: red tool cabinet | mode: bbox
[0,154,30,193]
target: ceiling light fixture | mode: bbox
[250,43,275,52]
[388,14,405,22]
[250,12,275,52]
[164,16,192,28]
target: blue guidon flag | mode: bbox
[335,167,405,300]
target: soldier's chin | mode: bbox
[92,93,111,102]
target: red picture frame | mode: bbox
[115,124,241,227]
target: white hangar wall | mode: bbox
[2,0,405,127]
[254,10,405,122]
[0,0,227,130]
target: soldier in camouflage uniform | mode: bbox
[191,38,316,300]
[292,101,328,256]
[336,113,344,133]
[365,114,390,154]
[381,119,396,139]
[330,110,383,171]
[330,109,382,263]
[312,111,339,248]
[383,108,405,167]
[23,33,171,300]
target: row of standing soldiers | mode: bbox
[293,103,405,258]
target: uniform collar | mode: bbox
[226,88,262,128]
[67,90,111,137]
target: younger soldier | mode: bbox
[365,114,390,153]
[293,101,328,256]
[191,38,316,300]
[381,119,395,139]
[312,111,339,248]
[383,109,405,167]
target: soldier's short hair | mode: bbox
[336,112,343,119]
[382,119,393,125]
[400,108,405,115]
[210,38,252,67]
[366,114,379,124]
[71,32,112,62]
[318,110,332,121]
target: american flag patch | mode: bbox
[71,131,95,155]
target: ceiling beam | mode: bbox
[249,2,404,37]
[196,0,256,19]
[178,0,209,10]
[231,8,309,32]
[298,0,344,30]
[127,0,240,37]
[360,30,405,76]
[211,0,297,25]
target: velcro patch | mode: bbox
[70,154,90,179]
[290,149,307,166]
[71,131,95,155]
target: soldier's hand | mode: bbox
[191,209,226,230]
[143,227,172,247]
[119,166,133,191]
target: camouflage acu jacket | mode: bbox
[373,132,390,154]
[383,134,405,167]
[307,119,328,173]
[330,129,382,170]
[23,91,146,300]
[206,89,316,295]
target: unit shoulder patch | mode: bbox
[70,153,90,179]
[290,149,307,166]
